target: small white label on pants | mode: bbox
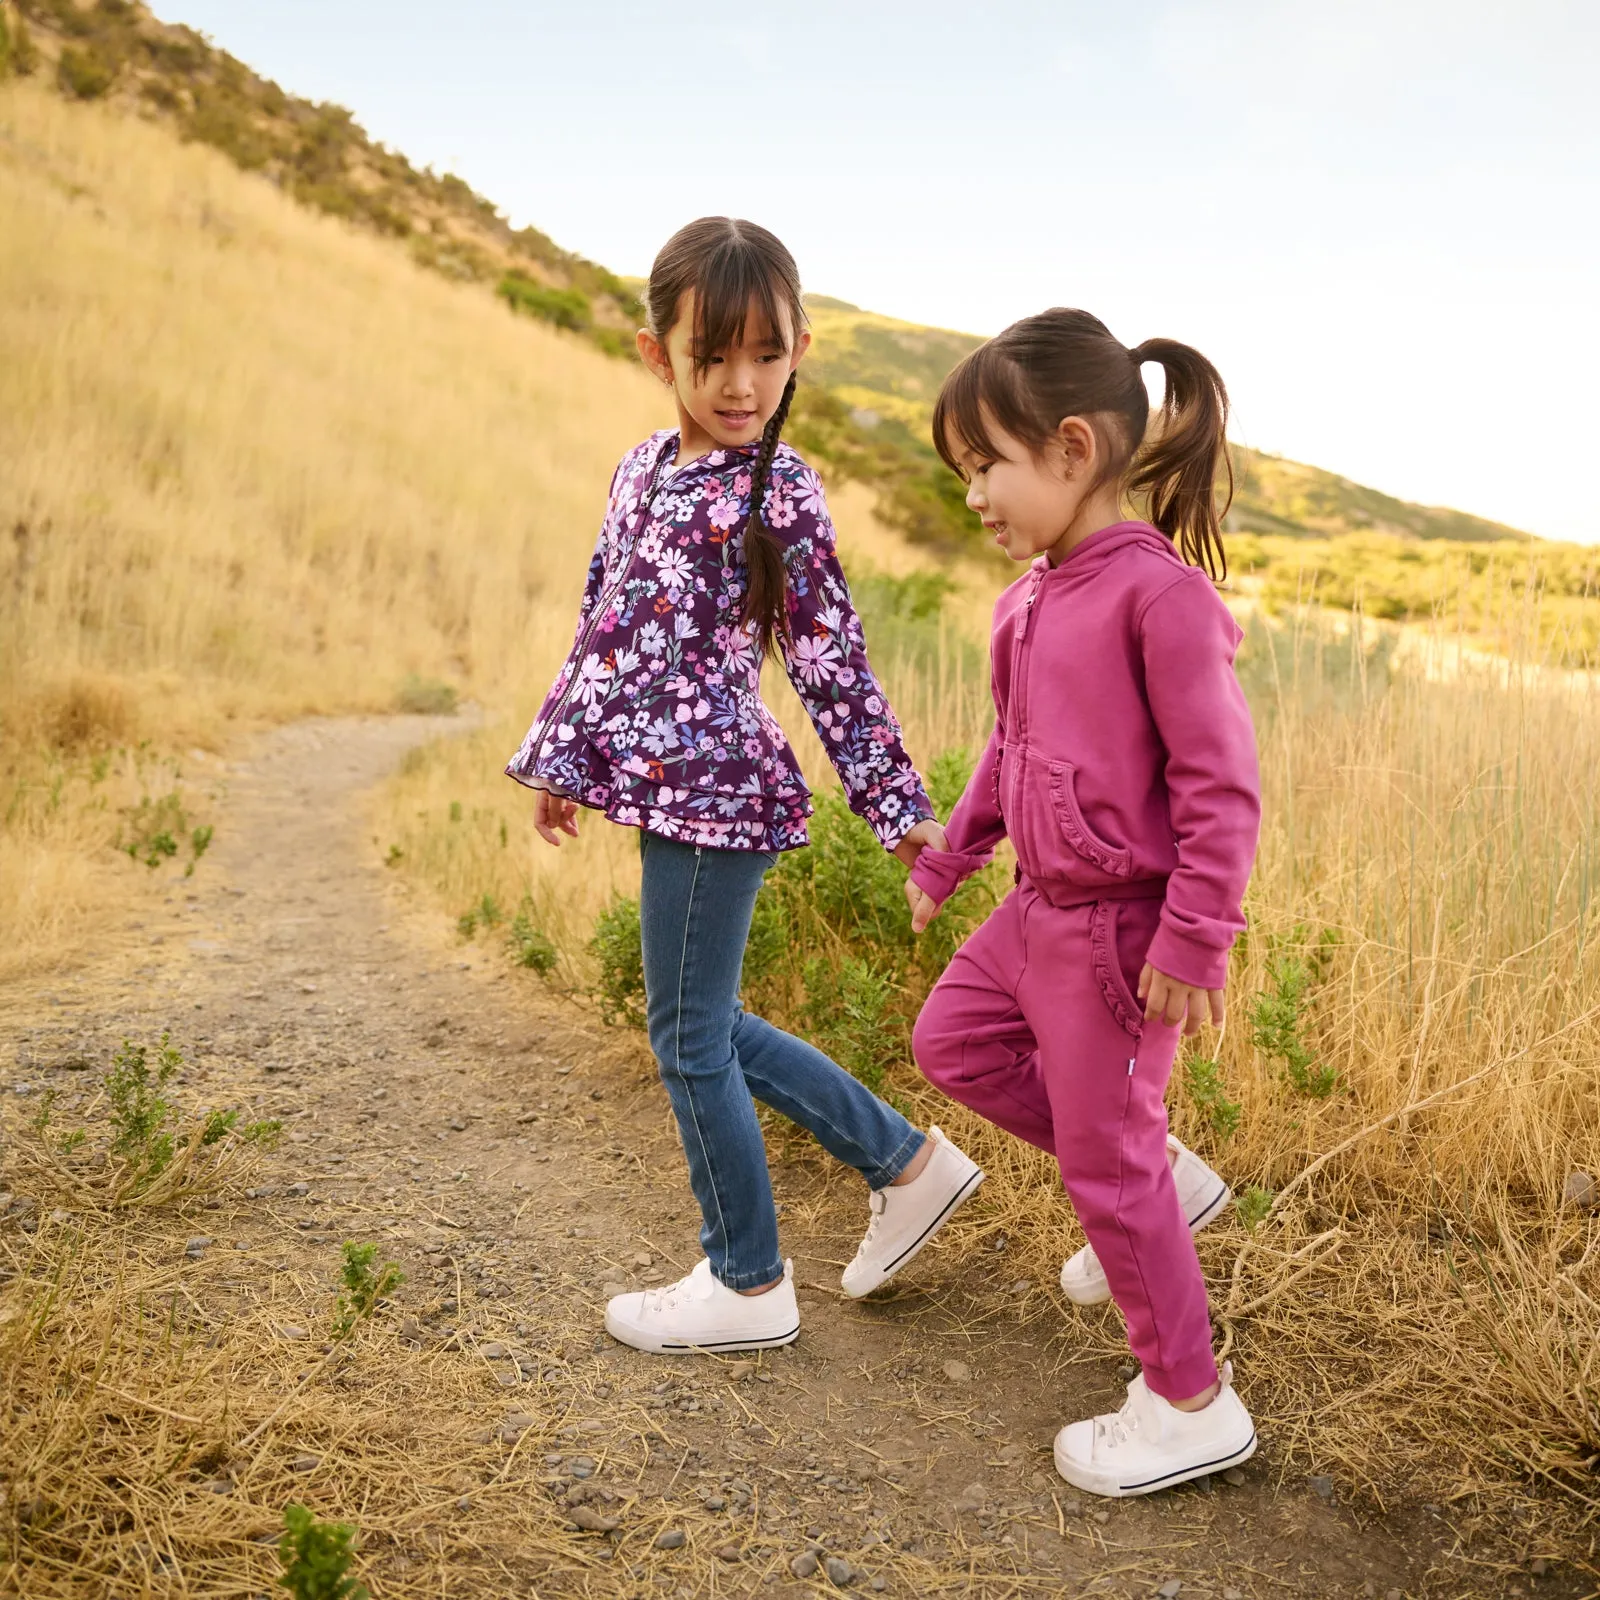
[1127,1057,1136,1076]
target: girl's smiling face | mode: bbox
[638,291,810,459]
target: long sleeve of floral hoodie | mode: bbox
[506,430,934,854]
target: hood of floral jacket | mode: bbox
[506,429,934,854]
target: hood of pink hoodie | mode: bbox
[913,519,1260,990]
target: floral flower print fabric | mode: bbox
[506,430,934,853]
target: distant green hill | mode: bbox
[5,0,1534,554]
[801,297,1533,548]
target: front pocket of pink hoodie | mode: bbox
[1046,761,1133,879]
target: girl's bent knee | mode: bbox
[911,1008,960,1088]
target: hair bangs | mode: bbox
[687,240,798,378]
[933,345,1030,477]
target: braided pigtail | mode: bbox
[740,370,798,660]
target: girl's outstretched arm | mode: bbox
[769,461,935,852]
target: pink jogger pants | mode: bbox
[912,881,1219,1401]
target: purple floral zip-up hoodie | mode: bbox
[506,429,934,853]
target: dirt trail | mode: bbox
[2,716,1537,1598]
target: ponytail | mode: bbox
[1126,340,1232,581]
[740,370,797,660]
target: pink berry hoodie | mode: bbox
[908,521,1260,990]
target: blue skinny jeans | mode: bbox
[639,832,925,1290]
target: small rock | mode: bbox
[447,1117,467,1132]
[1007,1278,1032,1295]
[600,1280,627,1298]
[185,1236,212,1256]
[568,1456,594,1479]
[633,1251,653,1267]
[1223,1466,1246,1487]
[567,1504,619,1533]
[1530,1559,1552,1577]
[1562,1171,1598,1210]
[288,1454,321,1473]
[790,1551,820,1579]
[824,1555,854,1587]
[704,1495,726,1511]
[1223,1591,1244,1600]
[201,1478,232,1494]
[1386,1591,1403,1600]
[278,1325,309,1341]
[654,1529,686,1550]
[1117,1360,1139,1381]
[951,1482,987,1514]
[456,1495,471,1512]
[1090,1509,1110,1524]
[287,1182,309,1197]
[942,1359,972,1384]
[1157,1583,1183,1599]
[714,1543,742,1563]
[398,1317,422,1345]
[49,1208,72,1226]
[870,1581,886,1594]
[480,1342,508,1359]
[726,1360,755,1380]
[1308,1473,1335,1502]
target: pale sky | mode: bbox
[163,1,1600,544]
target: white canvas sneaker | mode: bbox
[604,1258,800,1355]
[1059,1135,1231,1306]
[841,1127,985,1298]
[1054,1363,1257,1497]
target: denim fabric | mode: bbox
[639,832,925,1289]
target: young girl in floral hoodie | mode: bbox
[507,218,984,1355]
[907,309,1261,1495]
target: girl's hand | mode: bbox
[1138,964,1225,1036]
[892,817,948,870]
[905,882,941,934]
[533,789,581,847]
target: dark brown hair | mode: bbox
[646,217,805,658]
[932,308,1233,579]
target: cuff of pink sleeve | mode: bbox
[1145,920,1232,991]
[909,847,986,906]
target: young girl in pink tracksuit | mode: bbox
[905,308,1260,1497]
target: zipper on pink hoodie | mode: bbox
[909,521,1260,990]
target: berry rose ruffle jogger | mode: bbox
[910,524,1261,1485]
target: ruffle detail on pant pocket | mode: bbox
[1090,900,1144,1038]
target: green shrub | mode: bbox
[333,1242,403,1337]
[496,272,592,333]
[456,891,503,939]
[395,675,458,715]
[799,954,897,1093]
[277,1503,367,1600]
[57,42,115,99]
[106,1034,181,1186]
[509,899,558,974]
[589,895,646,1027]
[1183,1052,1242,1139]
[1250,926,1340,1098]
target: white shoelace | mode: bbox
[641,1273,694,1315]
[854,1190,888,1259]
[1095,1394,1143,1451]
